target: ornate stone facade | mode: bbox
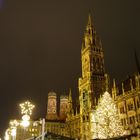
[46,92,58,120]
[112,73,140,136]
[45,14,107,140]
[78,14,107,140]
[45,14,140,139]
[10,13,140,140]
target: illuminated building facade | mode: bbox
[112,73,140,136]
[45,92,69,137]
[46,91,58,120]
[6,13,140,140]
[60,95,68,120]
[78,14,107,140]
[45,14,108,139]
[44,14,140,139]
[6,120,41,140]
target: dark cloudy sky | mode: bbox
[0,0,140,137]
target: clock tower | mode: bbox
[79,14,106,139]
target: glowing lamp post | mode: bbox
[19,101,35,128]
[9,120,19,140]
[21,114,30,127]
[4,129,10,140]
[11,128,16,140]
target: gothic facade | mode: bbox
[45,14,140,139]
[112,73,140,136]
[45,14,108,139]
[7,13,140,140]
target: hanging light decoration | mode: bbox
[19,101,35,128]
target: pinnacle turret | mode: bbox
[87,13,93,27]
[85,13,94,36]
[67,89,74,118]
[68,88,72,103]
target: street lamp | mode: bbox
[19,101,35,139]
[9,120,19,140]
[21,115,30,128]
[33,118,46,140]
[11,128,16,140]
[4,129,10,140]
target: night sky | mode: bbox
[0,0,140,137]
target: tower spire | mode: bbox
[87,12,92,27]
[86,12,94,33]
[67,88,74,118]
[84,13,95,49]
[68,88,72,103]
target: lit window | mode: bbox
[120,106,125,114]
[128,103,134,111]
[137,100,140,108]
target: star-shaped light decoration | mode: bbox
[19,101,35,116]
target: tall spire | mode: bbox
[67,88,73,117]
[68,88,72,103]
[112,79,117,100]
[113,79,116,89]
[84,13,95,48]
[86,12,94,33]
[87,13,92,27]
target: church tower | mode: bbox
[59,95,68,120]
[46,91,58,120]
[78,14,106,139]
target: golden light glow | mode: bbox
[9,120,19,127]
[21,119,30,128]
[95,91,125,139]
[19,101,35,116]
[11,128,16,137]
[4,129,10,140]
[22,114,30,121]
[20,114,30,127]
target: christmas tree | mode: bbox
[95,91,124,139]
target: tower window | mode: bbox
[128,103,134,111]
[138,114,140,122]
[128,116,135,124]
[129,117,133,124]
[89,29,90,34]
[87,116,89,121]
[120,106,125,114]
[83,92,85,99]
[137,100,140,108]
[121,119,123,125]
[83,116,85,121]
[93,40,96,45]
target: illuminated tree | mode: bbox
[96,91,124,139]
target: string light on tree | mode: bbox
[95,91,125,139]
